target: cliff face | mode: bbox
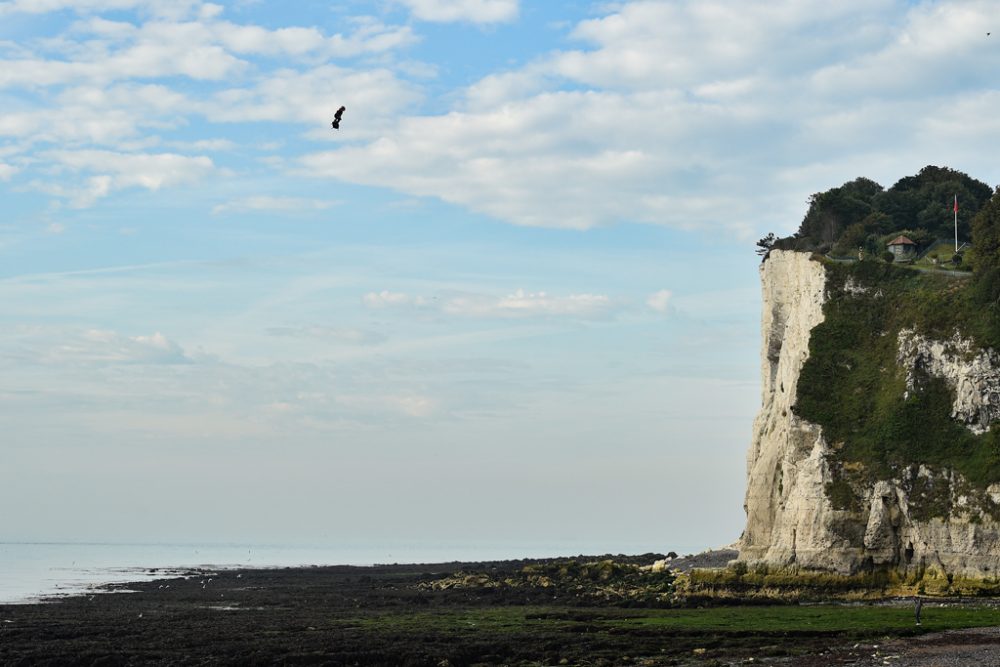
[740,250,1000,576]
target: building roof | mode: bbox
[887,235,916,246]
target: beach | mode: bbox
[5,554,1000,666]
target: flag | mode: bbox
[954,195,959,213]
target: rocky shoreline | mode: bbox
[2,552,1000,666]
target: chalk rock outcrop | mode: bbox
[897,329,1000,434]
[739,250,1000,576]
[739,250,852,571]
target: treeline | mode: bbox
[763,165,995,259]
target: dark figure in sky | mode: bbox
[331,106,346,130]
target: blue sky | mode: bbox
[2,0,999,557]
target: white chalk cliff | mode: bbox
[739,250,1000,576]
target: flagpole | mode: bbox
[954,194,959,253]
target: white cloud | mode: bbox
[212,196,339,215]
[396,0,518,24]
[40,329,190,365]
[0,14,416,91]
[266,326,386,346]
[362,288,615,319]
[210,17,417,58]
[336,392,439,418]
[363,290,422,308]
[0,0,202,19]
[555,0,911,93]
[301,0,1000,234]
[646,289,672,314]
[443,289,614,319]
[183,138,236,151]
[42,149,214,206]
[810,2,1000,98]
[393,394,438,418]
[206,65,421,133]
[302,90,753,230]
[3,0,999,237]
[0,28,246,88]
[0,83,188,145]
[462,66,548,111]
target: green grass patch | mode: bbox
[348,603,1000,637]
[352,607,553,633]
[915,240,963,268]
[331,602,1000,664]
[603,604,1000,634]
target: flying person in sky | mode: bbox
[331,106,346,130]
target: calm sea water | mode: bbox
[0,542,379,604]
[0,541,692,604]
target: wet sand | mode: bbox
[795,626,1000,666]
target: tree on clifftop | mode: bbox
[880,165,993,241]
[971,186,1000,274]
[756,232,777,258]
[797,177,883,249]
[773,166,992,255]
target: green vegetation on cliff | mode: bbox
[794,260,1000,490]
[769,165,993,259]
[785,175,1000,517]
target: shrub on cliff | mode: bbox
[969,186,1000,273]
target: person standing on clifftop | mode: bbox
[915,596,923,625]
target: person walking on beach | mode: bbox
[914,596,923,625]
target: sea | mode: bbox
[0,541,696,604]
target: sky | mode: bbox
[1,0,999,559]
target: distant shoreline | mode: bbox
[1,541,710,605]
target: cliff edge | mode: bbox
[739,250,1000,577]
